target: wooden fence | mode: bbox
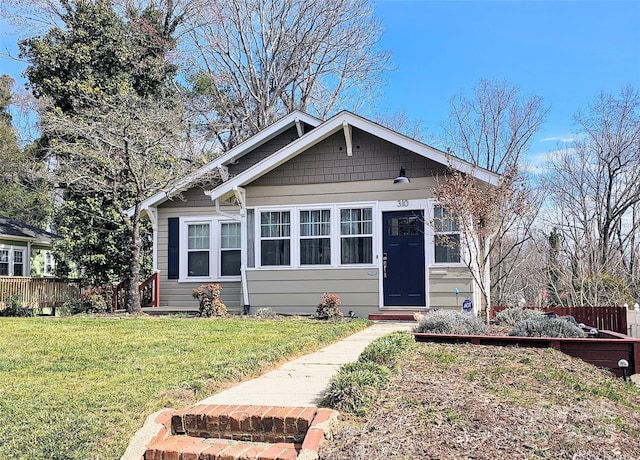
[0,277,82,308]
[491,305,628,334]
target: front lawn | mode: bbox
[0,315,368,459]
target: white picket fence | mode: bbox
[626,304,640,338]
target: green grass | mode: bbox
[0,315,369,459]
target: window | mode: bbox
[221,222,241,276]
[388,215,421,236]
[13,250,24,277]
[260,211,291,266]
[340,208,373,264]
[300,209,331,265]
[187,223,210,277]
[0,250,8,275]
[0,247,27,276]
[434,205,460,263]
[180,217,243,280]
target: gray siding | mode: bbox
[156,205,242,309]
[429,267,474,309]
[246,268,378,317]
[250,129,447,187]
[246,177,438,207]
[227,126,303,177]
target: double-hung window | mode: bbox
[0,250,8,275]
[187,223,210,277]
[300,209,331,265]
[433,205,460,263]
[0,248,25,276]
[260,211,291,266]
[220,222,241,276]
[180,218,242,280]
[340,208,373,264]
[13,250,24,276]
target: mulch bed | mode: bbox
[320,342,640,460]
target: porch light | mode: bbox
[394,167,410,184]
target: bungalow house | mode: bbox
[137,111,499,317]
[0,216,57,277]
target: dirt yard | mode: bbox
[320,342,640,460]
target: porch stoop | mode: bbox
[143,405,338,460]
[368,311,421,322]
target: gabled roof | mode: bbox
[201,110,500,204]
[0,217,58,246]
[136,110,322,213]
[138,110,500,213]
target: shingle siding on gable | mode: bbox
[227,125,303,177]
[250,128,447,186]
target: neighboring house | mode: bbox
[0,216,57,277]
[137,111,499,316]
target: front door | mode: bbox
[382,210,426,307]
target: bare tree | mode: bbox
[543,86,640,305]
[437,79,549,320]
[184,0,391,149]
[43,93,201,312]
[433,166,531,323]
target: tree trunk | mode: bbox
[126,207,142,314]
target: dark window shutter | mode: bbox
[168,218,179,279]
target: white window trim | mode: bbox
[299,207,332,267]
[253,202,378,270]
[0,245,27,277]
[220,222,242,277]
[178,216,242,282]
[428,201,467,267]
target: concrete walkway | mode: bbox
[199,321,412,407]
[121,321,412,459]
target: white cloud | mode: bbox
[539,136,574,143]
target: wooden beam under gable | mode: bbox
[342,121,353,156]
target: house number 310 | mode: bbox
[397,199,409,207]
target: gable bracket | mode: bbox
[217,165,230,182]
[233,186,246,214]
[342,121,353,156]
[295,118,304,137]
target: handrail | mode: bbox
[112,272,160,311]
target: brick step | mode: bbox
[173,405,317,443]
[143,405,337,460]
[145,435,299,460]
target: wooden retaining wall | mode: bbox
[491,306,628,335]
[414,331,640,378]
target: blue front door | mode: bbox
[383,210,426,307]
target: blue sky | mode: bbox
[1,0,639,161]
[374,0,640,160]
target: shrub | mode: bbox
[323,361,391,415]
[254,307,276,319]
[192,283,227,317]
[0,294,35,317]
[314,293,343,320]
[413,310,488,335]
[358,331,415,370]
[509,316,586,338]
[74,285,112,314]
[494,307,545,326]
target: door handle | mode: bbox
[383,253,388,278]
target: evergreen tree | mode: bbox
[19,0,182,309]
[0,75,51,227]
